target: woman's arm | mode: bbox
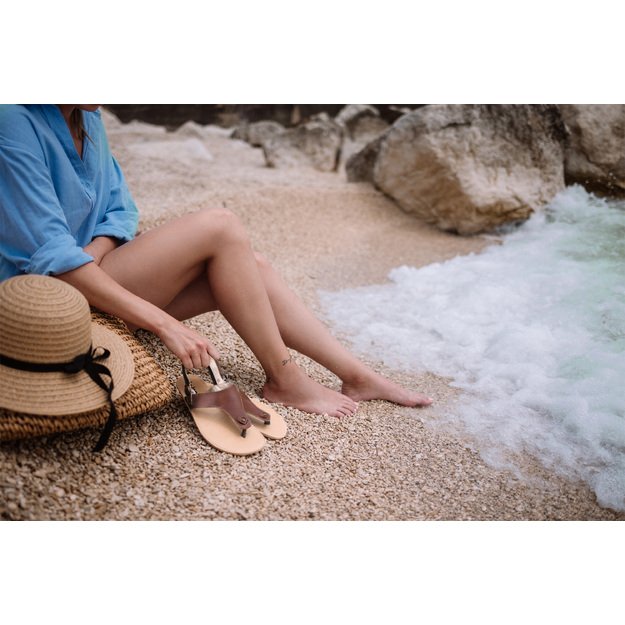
[56,261,219,370]
[92,155,139,243]
[0,140,95,277]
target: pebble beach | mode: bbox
[1,109,623,521]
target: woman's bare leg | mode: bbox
[254,255,433,406]
[162,250,432,408]
[100,209,358,417]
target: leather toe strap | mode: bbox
[191,384,252,433]
[238,390,271,425]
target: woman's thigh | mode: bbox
[99,210,229,309]
[162,275,218,320]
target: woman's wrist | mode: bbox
[147,309,176,336]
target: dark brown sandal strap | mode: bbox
[190,383,252,436]
[181,365,195,405]
[238,390,271,425]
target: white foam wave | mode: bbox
[320,186,625,511]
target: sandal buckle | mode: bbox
[185,383,197,406]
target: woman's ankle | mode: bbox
[264,355,302,389]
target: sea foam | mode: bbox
[320,186,625,511]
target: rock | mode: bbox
[345,135,384,182]
[335,105,390,168]
[350,115,389,143]
[335,104,389,142]
[559,104,625,193]
[372,104,567,235]
[230,123,249,142]
[174,120,211,139]
[263,115,343,172]
[51,486,66,498]
[246,120,285,147]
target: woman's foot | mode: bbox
[262,362,358,417]
[341,368,433,407]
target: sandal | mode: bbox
[176,362,265,455]
[205,358,288,441]
[237,390,288,440]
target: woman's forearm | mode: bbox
[56,261,170,334]
[56,261,219,369]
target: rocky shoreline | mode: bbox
[228,103,625,234]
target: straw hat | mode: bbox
[0,275,134,416]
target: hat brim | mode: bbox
[0,323,135,416]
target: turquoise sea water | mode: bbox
[321,186,625,511]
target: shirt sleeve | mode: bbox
[0,140,95,276]
[91,156,139,242]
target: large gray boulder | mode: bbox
[370,104,567,235]
[263,114,343,172]
[559,104,625,193]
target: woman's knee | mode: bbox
[193,208,250,245]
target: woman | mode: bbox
[0,104,432,417]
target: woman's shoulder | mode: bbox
[0,105,47,146]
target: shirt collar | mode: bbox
[40,105,90,176]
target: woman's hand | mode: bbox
[84,236,119,266]
[156,317,221,370]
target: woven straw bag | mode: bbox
[0,311,173,443]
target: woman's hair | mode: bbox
[69,109,87,141]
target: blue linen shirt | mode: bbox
[0,105,139,281]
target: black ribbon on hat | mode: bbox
[0,345,117,452]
